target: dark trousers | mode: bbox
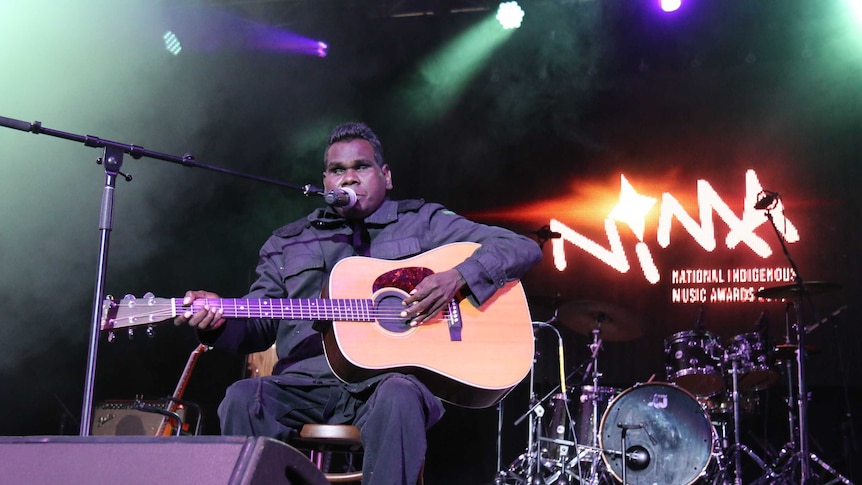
[218,374,443,485]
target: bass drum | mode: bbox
[599,382,715,485]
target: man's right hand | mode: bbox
[173,290,226,331]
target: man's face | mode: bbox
[323,138,392,219]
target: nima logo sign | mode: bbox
[549,169,799,285]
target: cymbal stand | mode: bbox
[572,322,608,484]
[769,305,800,480]
[724,352,772,485]
[767,308,854,485]
[760,197,852,484]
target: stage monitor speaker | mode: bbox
[0,436,329,485]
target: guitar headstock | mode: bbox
[101,292,175,332]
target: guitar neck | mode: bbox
[102,297,378,331]
[192,298,378,321]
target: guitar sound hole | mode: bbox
[374,290,411,333]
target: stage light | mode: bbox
[850,0,862,22]
[160,9,328,58]
[660,0,682,13]
[163,31,182,55]
[395,13,513,125]
[496,1,524,29]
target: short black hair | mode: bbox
[325,122,385,167]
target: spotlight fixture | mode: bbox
[496,1,524,30]
[660,0,682,13]
[163,31,182,56]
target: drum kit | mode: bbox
[494,282,853,485]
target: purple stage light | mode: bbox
[660,0,681,13]
[167,7,328,57]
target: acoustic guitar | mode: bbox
[102,242,534,408]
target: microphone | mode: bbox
[323,187,357,208]
[754,190,779,210]
[626,445,650,469]
[535,225,562,240]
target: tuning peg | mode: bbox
[146,325,155,338]
[128,328,135,340]
[108,331,116,342]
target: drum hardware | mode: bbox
[724,350,774,485]
[572,321,615,484]
[616,423,644,485]
[755,301,854,485]
[498,310,628,485]
[498,319,578,485]
[754,191,850,485]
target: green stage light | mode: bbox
[394,13,515,125]
[496,1,524,30]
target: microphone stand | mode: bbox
[0,115,328,436]
[760,199,813,483]
[759,195,852,485]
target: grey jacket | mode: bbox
[204,198,542,391]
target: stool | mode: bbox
[248,348,423,483]
[291,424,364,483]
[291,424,424,484]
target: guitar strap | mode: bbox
[350,220,371,257]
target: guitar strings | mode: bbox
[104,298,450,325]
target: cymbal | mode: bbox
[527,295,572,311]
[774,343,821,360]
[755,281,841,300]
[556,300,645,342]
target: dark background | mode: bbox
[0,0,859,483]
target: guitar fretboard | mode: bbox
[182,298,377,321]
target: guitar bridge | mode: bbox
[447,300,462,341]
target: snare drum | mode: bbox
[725,332,780,391]
[665,330,725,397]
[697,390,760,417]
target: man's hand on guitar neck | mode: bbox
[173,290,226,331]
[401,269,466,327]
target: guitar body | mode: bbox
[323,242,534,409]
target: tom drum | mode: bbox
[665,330,725,397]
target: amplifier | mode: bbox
[92,400,188,436]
